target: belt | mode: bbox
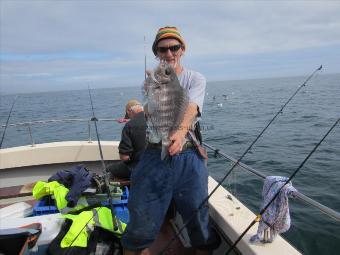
[147,141,194,150]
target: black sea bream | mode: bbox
[144,62,189,160]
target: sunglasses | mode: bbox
[157,44,182,53]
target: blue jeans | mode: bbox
[121,148,218,251]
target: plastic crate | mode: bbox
[121,186,129,201]
[113,204,129,223]
[32,196,59,216]
[101,187,130,223]
[32,187,129,217]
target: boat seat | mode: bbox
[0,183,34,200]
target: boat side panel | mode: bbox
[0,141,119,169]
[0,161,115,188]
[208,176,301,255]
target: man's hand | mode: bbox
[168,102,198,156]
[168,129,186,156]
[116,118,129,123]
[120,154,130,161]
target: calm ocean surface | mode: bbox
[1,73,339,255]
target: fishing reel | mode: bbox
[91,174,122,196]
[91,174,106,193]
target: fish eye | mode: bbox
[165,68,171,75]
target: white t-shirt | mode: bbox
[177,68,206,114]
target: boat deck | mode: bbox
[150,215,195,254]
[0,141,304,255]
[0,182,194,254]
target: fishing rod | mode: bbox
[158,65,323,254]
[87,86,122,232]
[63,88,123,255]
[225,118,339,255]
[144,35,147,80]
[0,96,18,149]
[203,142,340,221]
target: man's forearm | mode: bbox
[178,102,198,135]
[168,102,198,155]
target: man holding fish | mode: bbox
[122,27,220,255]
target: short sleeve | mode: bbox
[187,72,206,114]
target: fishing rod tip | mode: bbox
[318,65,323,70]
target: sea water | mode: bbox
[1,73,339,255]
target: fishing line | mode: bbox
[0,95,18,149]
[158,65,322,254]
[225,118,340,255]
[63,88,122,255]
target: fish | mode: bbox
[144,61,189,160]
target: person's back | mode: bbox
[118,110,146,169]
[107,99,146,179]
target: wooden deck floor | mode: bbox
[149,216,195,255]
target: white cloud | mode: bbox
[1,0,340,93]
[2,1,340,55]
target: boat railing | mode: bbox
[1,118,119,145]
[1,118,339,222]
[203,142,340,222]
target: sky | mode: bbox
[1,0,340,94]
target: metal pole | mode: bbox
[87,120,92,143]
[27,123,35,147]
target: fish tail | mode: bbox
[161,144,169,161]
[161,135,170,161]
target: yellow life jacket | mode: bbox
[61,207,126,248]
[32,181,87,213]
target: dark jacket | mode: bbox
[48,165,93,207]
[118,111,146,169]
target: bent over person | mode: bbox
[122,27,220,254]
[107,99,146,179]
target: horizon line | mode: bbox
[1,71,339,96]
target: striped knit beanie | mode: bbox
[152,26,186,56]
